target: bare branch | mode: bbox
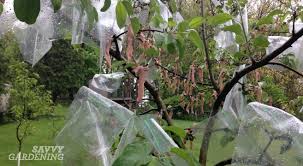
[200,0,220,93]
[267,62,303,77]
[114,29,165,39]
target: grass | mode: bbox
[0,105,67,166]
[0,104,234,166]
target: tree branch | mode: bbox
[199,27,303,166]
[114,29,165,39]
[109,36,173,125]
[267,62,303,77]
[200,0,220,93]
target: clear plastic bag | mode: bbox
[56,86,187,166]
[89,72,125,94]
[232,102,303,166]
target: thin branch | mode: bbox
[114,29,165,39]
[215,159,232,166]
[139,108,159,115]
[200,0,220,93]
[200,27,303,166]
[267,62,303,77]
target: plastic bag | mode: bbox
[232,102,303,166]
[56,86,187,166]
[89,72,125,94]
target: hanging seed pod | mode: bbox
[197,67,204,83]
[213,90,218,99]
[218,70,225,91]
[185,104,190,113]
[190,64,196,84]
[188,83,193,96]
[190,96,194,114]
[255,85,262,102]
[105,39,112,68]
[126,25,134,61]
[133,66,149,103]
[199,92,205,114]
[255,70,261,82]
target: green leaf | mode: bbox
[148,157,162,166]
[171,148,199,166]
[223,24,245,44]
[86,6,99,29]
[178,20,189,32]
[257,9,283,25]
[113,139,153,166]
[145,48,159,57]
[150,14,164,28]
[188,30,203,49]
[223,24,242,35]
[0,3,3,16]
[168,18,177,27]
[253,35,269,48]
[189,17,204,29]
[116,1,128,28]
[101,0,111,12]
[164,126,186,138]
[168,0,177,13]
[51,0,62,12]
[131,17,141,34]
[207,13,232,26]
[14,0,40,24]
[166,33,176,54]
[176,37,185,59]
[122,0,133,15]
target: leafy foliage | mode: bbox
[51,0,62,12]
[14,0,40,24]
[34,40,99,101]
[101,0,111,12]
[113,138,153,166]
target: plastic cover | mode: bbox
[231,102,303,166]
[190,65,247,165]
[56,86,186,166]
[267,36,303,71]
[212,1,248,52]
[89,72,125,93]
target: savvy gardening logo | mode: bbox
[8,146,64,161]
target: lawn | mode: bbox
[0,105,67,166]
[0,105,234,166]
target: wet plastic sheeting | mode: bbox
[0,0,55,66]
[221,65,246,129]
[231,102,303,166]
[56,86,133,166]
[267,36,303,71]
[56,86,187,166]
[89,72,125,93]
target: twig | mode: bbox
[139,108,159,115]
[267,62,303,77]
[200,0,220,93]
[114,29,165,39]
